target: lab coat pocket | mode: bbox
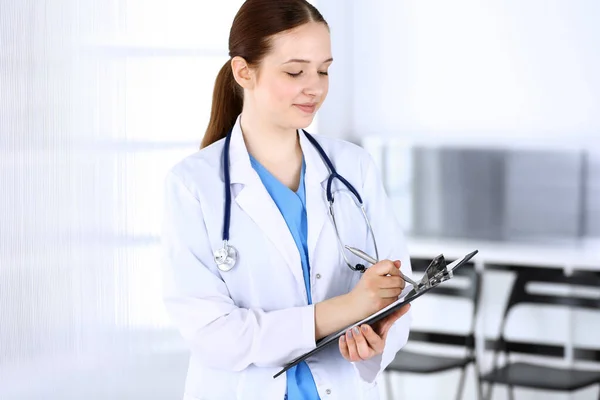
[237,365,286,400]
[182,394,204,400]
[358,380,380,400]
[183,393,229,400]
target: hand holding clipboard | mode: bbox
[273,250,479,379]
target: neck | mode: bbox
[239,111,302,168]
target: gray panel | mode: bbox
[503,150,583,240]
[408,146,593,241]
[438,149,506,240]
[412,147,443,237]
[585,151,600,237]
[411,147,505,240]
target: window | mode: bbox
[0,1,252,395]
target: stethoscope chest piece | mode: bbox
[216,128,376,275]
[214,241,237,272]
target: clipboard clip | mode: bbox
[273,249,479,379]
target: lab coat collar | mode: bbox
[227,114,330,299]
[228,115,256,186]
[297,126,330,272]
[228,115,329,186]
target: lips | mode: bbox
[294,104,317,114]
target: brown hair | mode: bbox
[200,0,328,149]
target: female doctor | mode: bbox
[162,1,413,399]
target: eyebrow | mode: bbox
[282,57,334,65]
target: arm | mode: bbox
[162,171,360,371]
[315,293,365,340]
[351,154,413,383]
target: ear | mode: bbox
[231,56,255,90]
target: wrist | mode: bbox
[341,292,362,321]
[314,292,363,340]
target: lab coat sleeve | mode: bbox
[161,171,316,372]
[351,154,413,384]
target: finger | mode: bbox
[377,317,395,341]
[339,334,350,360]
[394,261,411,281]
[394,261,415,287]
[375,305,409,335]
[351,326,374,360]
[378,287,404,299]
[380,304,411,341]
[380,298,398,309]
[384,304,411,326]
[372,260,400,276]
[391,275,406,290]
[397,303,411,317]
[361,324,385,354]
[344,329,362,362]
[376,276,405,289]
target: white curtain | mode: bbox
[0,1,245,398]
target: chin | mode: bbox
[295,118,314,129]
[278,117,314,131]
[291,112,317,129]
[274,108,318,131]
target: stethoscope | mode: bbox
[213,129,380,274]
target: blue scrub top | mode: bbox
[249,154,321,400]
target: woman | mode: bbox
[162,1,413,399]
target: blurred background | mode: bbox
[1,1,599,399]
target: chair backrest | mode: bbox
[490,266,600,362]
[408,256,480,350]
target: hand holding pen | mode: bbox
[345,245,419,287]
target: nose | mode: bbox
[303,71,326,98]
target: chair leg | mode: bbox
[484,381,494,400]
[508,385,515,400]
[454,366,467,400]
[473,366,484,400]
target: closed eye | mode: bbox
[286,71,329,78]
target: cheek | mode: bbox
[264,77,303,106]
[321,81,329,102]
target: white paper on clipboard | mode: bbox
[272,249,479,379]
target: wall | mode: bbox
[317,2,600,400]
[319,0,600,143]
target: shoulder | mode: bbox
[303,131,379,183]
[165,138,226,195]
[306,132,370,159]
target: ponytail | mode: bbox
[201,60,243,149]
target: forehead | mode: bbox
[265,22,332,63]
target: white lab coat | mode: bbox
[161,115,413,400]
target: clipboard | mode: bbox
[273,249,479,379]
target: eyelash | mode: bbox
[286,71,329,78]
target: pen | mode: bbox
[345,245,419,287]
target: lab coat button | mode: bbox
[316,273,322,279]
[325,389,331,395]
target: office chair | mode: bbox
[481,266,600,400]
[384,257,483,400]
